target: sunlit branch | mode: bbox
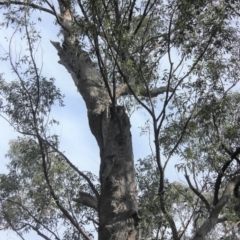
[115,84,173,98]
[73,191,98,211]
[217,175,240,208]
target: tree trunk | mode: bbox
[96,106,138,240]
[50,1,139,236]
[51,39,138,240]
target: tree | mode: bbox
[0,0,240,239]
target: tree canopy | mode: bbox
[0,0,240,239]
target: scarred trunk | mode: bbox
[97,106,138,240]
[52,38,138,239]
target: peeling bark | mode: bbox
[98,106,138,240]
[52,38,138,240]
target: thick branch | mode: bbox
[73,191,98,211]
[213,160,232,205]
[139,86,174,97]
[217,175,240,208]
[214,145,240,204]
[114,84,173,98]
[0,1,55,15]
[51,40,111,151]
[217,217,227,223]
[222,144,240,165]
[51,40,109,114]
[193,175,240,240]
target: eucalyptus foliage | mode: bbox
[0,0,240,240]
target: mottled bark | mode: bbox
[98,106,138,240]
[52,37,138,240]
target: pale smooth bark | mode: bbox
[192,175,240,240]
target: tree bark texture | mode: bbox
[98,106,138,240]
[52,39,138,240]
